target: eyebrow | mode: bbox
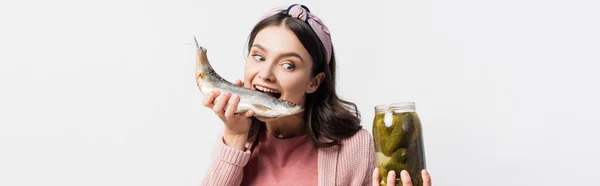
[251,44,305,63]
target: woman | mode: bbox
[200,4,431,186]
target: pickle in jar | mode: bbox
[383,113,409,155]
[372,103,426,186]
[373,114,390,154]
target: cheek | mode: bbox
[243,60,257,88]
[281,74,311,96]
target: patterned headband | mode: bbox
[259,4,333,65]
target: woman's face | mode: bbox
[244,25,318,106]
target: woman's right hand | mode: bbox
[202,80,255,150]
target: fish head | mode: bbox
[272,100,304,116]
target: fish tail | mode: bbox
[193,36,210,68]
[194,36,213,90]
[194,36,213,75]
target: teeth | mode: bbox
[255,85,280,93]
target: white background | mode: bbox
[1,0,599,185]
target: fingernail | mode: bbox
[401,170,409,178]
[423,169,429,176]
[374,168,378,173]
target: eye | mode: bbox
[282,63,295,70]
[252,54,265,62]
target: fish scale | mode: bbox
[193,36,304,117]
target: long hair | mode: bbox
[246,13,362,148]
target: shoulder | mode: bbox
[339,129,373,149]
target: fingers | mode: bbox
[224,95,240,119]
[244,110,255,117]
[212,92,230,116]
[422,169,432,186]
[203,90,220,108]
[370,169,428,186]
[400,170,412,186]
[234,80,243,87]
[372,168,380,186]
[387,170,397,186]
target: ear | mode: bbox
[306,72,325,94]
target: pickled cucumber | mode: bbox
[390,148,408,164]
[408,113,421,143]
[383,113,408,154]
[384,161,407,173]
[372,115,384,152]
[374,114,393,156]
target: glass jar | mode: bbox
[373,102,426,186]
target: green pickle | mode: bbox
[391,148,408,164]
[383,114,407,154]
[373,103,426,186]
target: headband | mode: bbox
[259,4,333,65]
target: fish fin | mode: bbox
[252,104,272,112]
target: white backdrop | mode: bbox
[1,0,599,185]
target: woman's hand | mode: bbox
[372,168,431,186]
[202,80,254,150]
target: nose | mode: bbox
[257,63,276,82]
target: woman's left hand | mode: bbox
[372,168,432,186]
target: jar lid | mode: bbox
[374,102,416,113]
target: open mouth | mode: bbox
[254,84,281,99]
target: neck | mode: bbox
[264,112,306,139]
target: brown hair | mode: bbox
[246,13,362,148]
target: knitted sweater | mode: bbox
[201,129,376,186]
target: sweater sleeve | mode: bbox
[362,131,376,186]
[200,136,251,186]
[336,129,376,186]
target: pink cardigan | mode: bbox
[201,129,376,186]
